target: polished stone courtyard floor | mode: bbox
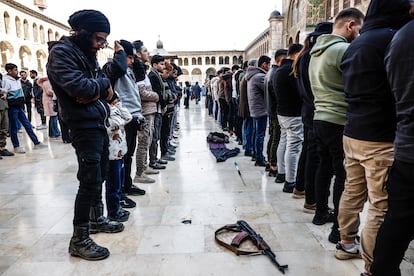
[0,103,413,275]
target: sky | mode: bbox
[43,0,283,52]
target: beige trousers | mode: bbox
[338,136,393,272]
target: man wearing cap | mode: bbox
[47,9,123,261]
[309,8,364,244]
[264,48,287,177]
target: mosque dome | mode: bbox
[269,10,282,18]
[156,38,163,49]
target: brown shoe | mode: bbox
[303,203,316,214]
[292,188,305,199]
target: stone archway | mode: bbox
[0,40,14,70]
[19,45,32,70]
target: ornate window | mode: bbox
[344,0,350,8]
[15,17,22,37]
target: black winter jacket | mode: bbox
[341,0,411,142]
[273,59,302,117]
[385,20,414,163]
[47,37,111,130]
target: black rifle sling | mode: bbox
[214,224,262,256]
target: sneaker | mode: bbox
[0,149,14,156]
[125,184,146,196]
[303,203,316,214]
[275,173,285,183]
[144,168,159,175]
[282,181,295,193]
[149,163,166,170]
[36,124,47,130]
[292,188,305,199]
[334,241,361,260]
[157,159,168,165]
[120,194,136,208]
[161,154,175,161]
[34,142,48,149]
[328,227,340,244]
[312,209,335,225]
[14,147,26,154]
[134,174,155,184]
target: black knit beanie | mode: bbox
[68,9,110,34]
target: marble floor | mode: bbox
[0,103,413,276]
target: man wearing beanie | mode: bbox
[47,9,123,261]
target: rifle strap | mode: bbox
[214,224,262,256]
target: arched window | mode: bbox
[33,23,38,42]
[232,56,238,65]
[197,57,202,65]
[15,17,22,37]
[219,56,223,65]
[211,57,216,65]
[39,25,45,43]
[191,57,196,65]
[184,58,189,66]
[4,12,10,34]
[205,57,210,65]
[23,19,29,40]
[55,31,60,41]
[178,58,183,66]
[238,56,243,65]
[48,28,53,42]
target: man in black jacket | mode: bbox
[47,9,123,261]
[264,49,287,177]
[337,2,413,275]
[273,44,303,193]
[371,6,414,276]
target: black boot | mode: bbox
[69,225,110,261]
[89,202,124,234]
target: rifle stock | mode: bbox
[236,220,288,274]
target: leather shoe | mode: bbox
[149,163,166,170]
[0,149,14,156]
[254,160,267,167]
[157,159,168,165]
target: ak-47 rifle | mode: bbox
[215,220,288,274]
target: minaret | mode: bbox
[268,9,285,61]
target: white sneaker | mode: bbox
[36,124,47,130]
[134,174,155,184]
[34,143,48,149]
[14,147,26,154]
[144,168,159,175]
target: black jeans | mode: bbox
[124,118,140,191]
[25,102,32,123]
[296,125,320,202]
[313,120,345,228]
[219,98,229,129]
[266,116,280,166]
[160,113,172,156]
[371,159,414,276]
[71,128,108,226]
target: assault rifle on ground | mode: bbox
[215,220,288,274]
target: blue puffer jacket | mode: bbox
[46,37,111,130]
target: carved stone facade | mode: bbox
[0,0,112,75]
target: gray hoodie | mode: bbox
[245,66,267,118]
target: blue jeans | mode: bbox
[48,115,61,137]
[105,159,124,217]
[8,106,39,148]
[253,116,268,162]
[242,117,254,153]
[71,128,108,226]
